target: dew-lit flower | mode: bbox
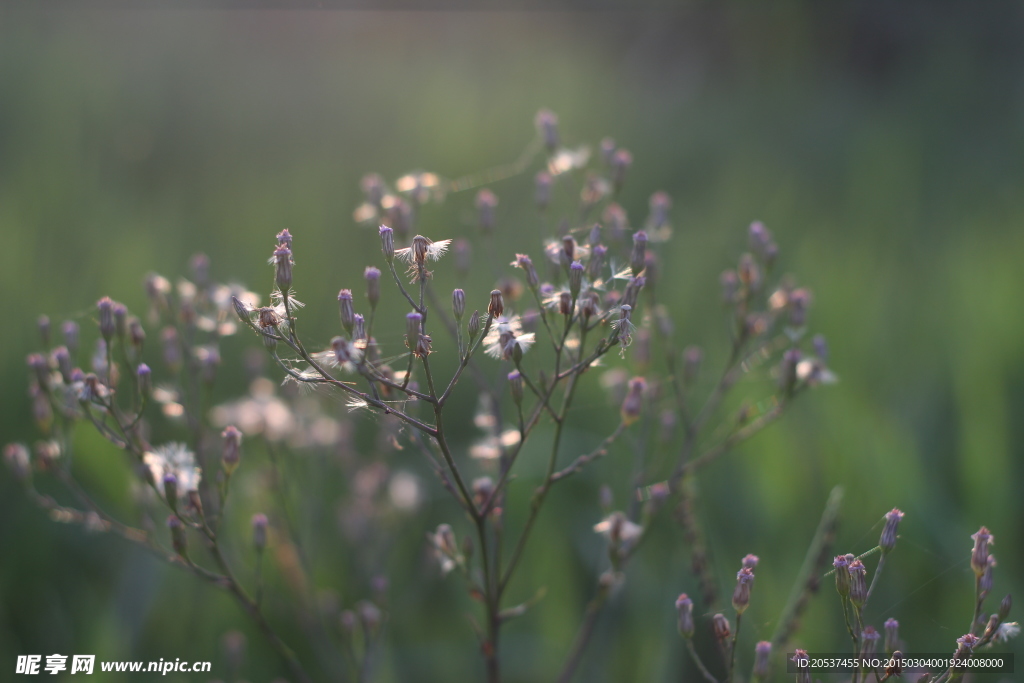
[483,316,536,360]
[144,443,201,497]
[395,234,452,265]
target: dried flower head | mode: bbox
[848,559,868,607]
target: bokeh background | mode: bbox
[1,3,1023,681]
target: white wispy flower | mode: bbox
[395,236,452,263]
[995,622,1020,643]
[144,442,201,495]
[483,316,536,360]
[594,512,643,546]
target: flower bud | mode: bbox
[779,348,801,393]
[535,171,552,209]
[136,363,152,397]
[880,508,904,554]
[452,289,466,321]
[472,476,495,507]
[475,188,497,233]
[405,312,422,350]
[561,235,576,265]
[998,594,1011,621]
[222,425,242,474]
[508,370,523,406]
[535,108,559,151]
[742,554,759,569]
[860,625,880,656]
[338,289,355,335]
[568,261,584,298]
[467,311,481,341]
[113,302,128,339]
[353,314,366,342]
[980,555,996,598]
[273,244,293,290]
[252,513,268,551]
[364,266,381,309]
[379,225,395,263]
[620,377,646,426]
[649,191,672,230]
[62,320,80,354]
[753,641,772,679]
[884,618,900,653]
[630,231,648,277]
[27,353,50,391]
[415,334,432,358]
[733,566,755,614]
[971,526,993,576]
[788,288,811,327]
[514,254,539,289]
[792,649,811,683]
[128,317,145,351]
[834,554,853,597]
[848,559,868,607]
[3,443,31,483]
[738,253,760,290]
[712,613,731,641]
[588,244,607,282]
[97,297,116,341]
[168,515,187,557]
[488,290,504,318]
[163,473,179,511]
[558,291,573,317]
[611,148,632,191]
[721,270,739,303]
[676,593,694,638]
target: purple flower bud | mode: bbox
[508,370,523,406]
[732,566,755,614]
[352,314,366,342]
[880,508,904,553]
[97,297,116,341]
[648,192,672,230]
[720,270,739,303]
[848,559,868,607]
[338,289,355,335]
[884,618,899,653]
[163,473,179,511]
[558,291,573,317]
[568,261,584,298]
[273,244,293,290]
[712,613,731,641]
[620,377,646,426]
[222,425,242,474]
[813,334,829,361]
[611,148,632,191]
[738,253,760,290]
[168,515,187,557]
[980,555,996,598]
[276,228,293,246]
[38,315,51,347]
[788,288,811,327]
[475,188,498,233]
[534,171,552,209]
[534,108,559,151]
[113,302,128,339]
[998,594,1011,621]
[3,443,31,483]
[136,363,152,397]
[452,289,466,321]
[753,641,772,678]
[630,231,648,277]
[379,225,395,262]
[128,317,145,350]
[364,266,381,308]
[62,320,80,354]
[834,554,853,596]
[252,513,268,551]
[405,312,422,350]
[676,593,694,638]
[792,649,811,683]
[51,347,72,384]
[971,526,993,576]
[467,310,481,340]
[860,626,880,656]
[27,353,50,390]
[514,254,539,289]
[779,348,802,393]
[742,554,760,569]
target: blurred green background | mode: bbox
[1,3,1023,681]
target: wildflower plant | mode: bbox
[6,109,1013,682]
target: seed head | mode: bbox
[676,593,694,638]
[222,425,242,474]
[971,526,993,576]
[488,290,504,318]
[415,334,432,358]
[848,559,868,607]
[620,377,646,426]
[97,297,116,341]
[338,289,355,335]
[880,508,904,553]
[379,225,395,262]
[252,513,268,551]
[732,566,755,614]
[452,289,466,321]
